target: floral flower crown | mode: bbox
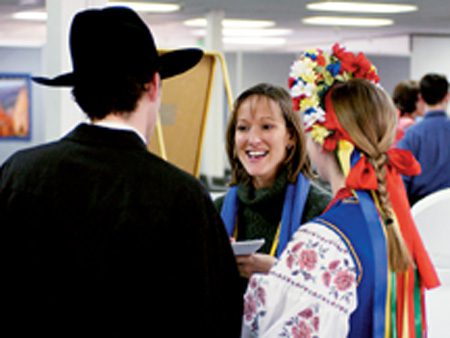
[288,43,380,144]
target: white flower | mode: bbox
[289,57,316,79]
[290,81,314,98]
[303,107,326,130]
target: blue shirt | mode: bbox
[397,110,450,205]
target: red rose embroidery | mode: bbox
[298,308,313,319]
[328,260,340,270]
[333,270,355,291]
[312,316,319,331]
[322,271,331,287]
[292,320,311,338]
[291,242,304,253]
[287,254,295,269]
[255,286,266,305]
[249,278,258,289]
[244,294,257,321]
[298,249,317,271]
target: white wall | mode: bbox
[411,35,450,80]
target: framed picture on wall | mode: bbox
[0,73,31,140]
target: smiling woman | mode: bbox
[214,82,332,294]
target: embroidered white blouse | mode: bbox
[241,222,358,338]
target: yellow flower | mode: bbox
[300,96,319,112]
[311,125,330,145]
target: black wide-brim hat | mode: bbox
[33,6,203,86]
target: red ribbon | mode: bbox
[346,148,421,191]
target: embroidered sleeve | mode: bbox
[241,222,358,338]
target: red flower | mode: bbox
[333,270,355,291]
[332,43,380,83]
[298,249,317,271]
[332,43,357,74]
[292,320,312,338]
[292,97,301,111]
[316,54,326,66]
[288,76,296,88]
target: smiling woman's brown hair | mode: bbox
[226,83,312,186]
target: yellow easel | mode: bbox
[148,51,233,177]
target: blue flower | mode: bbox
[305,52,317,61]
[327,62,341,76]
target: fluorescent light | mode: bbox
[107,2,180,13]
[223,37,286,46]
[12,11,47,21]
[223,28,292,37]
[184,18,275,28]
[192,28,292,37]
[303,16,394,27]
[306,2,417,13]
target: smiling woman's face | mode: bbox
[234,95,293,189]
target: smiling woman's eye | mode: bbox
[262,124,274,130]
[236,124,248,132]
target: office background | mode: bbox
[1,0,450,179]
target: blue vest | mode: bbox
[315,196,387,338]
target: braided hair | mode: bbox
[331,79,413,272]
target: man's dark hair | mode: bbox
[72,74,150,120]
[419,73,448,105]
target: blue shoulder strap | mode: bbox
[220,186,238,236]
[351,150,387,338]
[277,173,310,257]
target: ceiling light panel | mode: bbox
[302,16,394,26]
[107,2,181,13]
[184,18,275,28]
[306,2,418,13]
[12,11,47,21]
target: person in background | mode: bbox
[397,73,450,206]
[215,83,331,293]
[392,79,425,142]
[241,44,439,338]
[0,6,242,337]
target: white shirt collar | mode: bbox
[90,120,147,144]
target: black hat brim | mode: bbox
[32,48,203,87]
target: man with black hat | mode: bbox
[0,6,242,336]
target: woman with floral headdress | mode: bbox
[241,44,440,338]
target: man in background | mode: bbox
[0,6,242,336]
[397,73,450,205]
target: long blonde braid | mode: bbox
[332,79,413,272]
